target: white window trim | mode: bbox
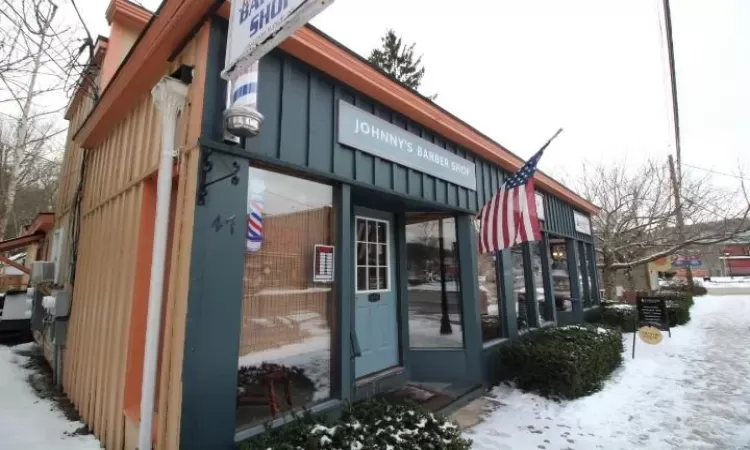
[354,216,392,294]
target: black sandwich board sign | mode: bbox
[632,294,672,358]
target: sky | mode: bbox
[73,0,749,190]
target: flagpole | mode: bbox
[537,128,564,154]
[480,127,563,255]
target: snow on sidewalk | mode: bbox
[0,343,101,449]
[467,295,750,450]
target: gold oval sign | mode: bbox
[638,326,663,345]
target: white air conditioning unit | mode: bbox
[31,261,56,284]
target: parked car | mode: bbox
[0,290,33,343]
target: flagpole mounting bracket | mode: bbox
[197,147,241,206]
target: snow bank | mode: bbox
[0,344,101,449]
[467,295,750,449]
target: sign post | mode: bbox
[632,294,671,358]
[222,0,335,138]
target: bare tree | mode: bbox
[0,0,89,239]
[576,158,750,298]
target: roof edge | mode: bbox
[73,0,599,215]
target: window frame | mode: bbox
[354,215,392,295]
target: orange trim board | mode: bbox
[74,0,598,214]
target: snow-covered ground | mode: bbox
[0,343,101,449]
[467,294,750,450]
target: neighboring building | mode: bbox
[49,1,601,449]
[0,212,55,291]
[721,232,750,276]
[0,212,55,339]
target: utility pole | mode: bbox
[668,154,694,288]
[661,0,681,178]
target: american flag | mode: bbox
[477,129,562,253]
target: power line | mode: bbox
[682,163,750,182]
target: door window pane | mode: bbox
[378,267,388,289]
[357,267,366,291]
[377,244,387,266]
[376,222,386,243]
[237,167,335,431]
[407,215,463,348]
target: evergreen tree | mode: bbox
[368,29,437,100]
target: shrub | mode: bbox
[494,325,623,400]
[660,279,707,297]
[666,297,692,327]
[239,398,472,450]
[597,304,637,332]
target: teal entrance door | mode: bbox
[354,211,399,378]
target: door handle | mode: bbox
[350,330,361,358]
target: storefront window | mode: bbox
[587,244,600,304]
[579,241,592,308]
[236,167,335,430]
[549,238,572,312]
[530,242,551,322]
[477,251,503,342]
[406,215,463,348]
[511,246,536,330]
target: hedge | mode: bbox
[660,280,708,297]
[594,296,694,331]
[494,325,623,400]
[239,398,472,450]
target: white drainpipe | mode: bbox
[139,76,188,450]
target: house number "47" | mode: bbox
[212,214,236,235]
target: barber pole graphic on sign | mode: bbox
[222,0,335,81]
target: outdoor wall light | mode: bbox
[224,105,264,138]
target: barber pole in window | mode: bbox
[247,179,265,252]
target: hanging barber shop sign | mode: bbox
[223,0,335,80]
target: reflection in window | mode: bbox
[511,246,536,330]
[586,244,599,304]
[406,215,463,348]
[236,167,335,430]
[579,241,591,308]
[477,250,503,342]
[549,238,572,312]
[530,242,552,322]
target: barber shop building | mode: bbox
[49,1,602,449]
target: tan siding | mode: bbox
[58,24,210,450]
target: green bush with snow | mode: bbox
[494,325,624,400]
[239,398,472,450]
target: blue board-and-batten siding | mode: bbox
[203,19,593,226]
[243,49,509,213]
[541,192,594,243]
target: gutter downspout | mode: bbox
[139,76,188,450]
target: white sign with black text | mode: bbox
[574,211,592,235]
[222,0,335,80]
[535,192,545,220]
